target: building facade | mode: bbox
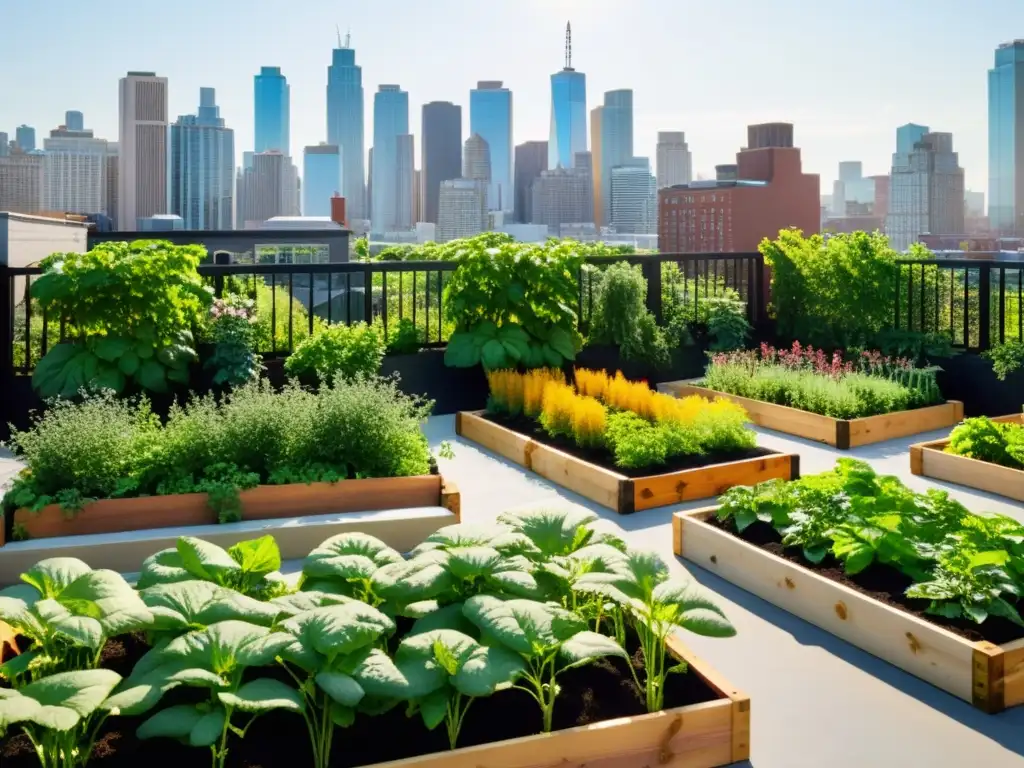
[470,81,513,212]
[658,123,819,252]
[421,101,462,224]
[65,111,84,132]
[105,144,119,228]
[42,123,110,215]
[0,132,9,157]
[15,125,36,153]
[549,24,587,170]
[598,90,633,228]
[887,131,965,251]
[395,134,415,229]
[514,140,547,224]
[437,179,487,242]
[327,43,366,219]
[303,144,342,217]
[118,71,169,230]
[463,133,491,184]
[897,123,930,155]
[371,85,409,234]
[656,132,692,191]
[0,151,45,214]
[530,155,592,236]
[747,123,792,149]
[254,66,290,155]
[989,41,1024,235]
[610,158,656,235]
[169,88,234,230]
[590,106,603,227]
[237,151,299,228]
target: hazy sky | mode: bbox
[1,0,1013,195]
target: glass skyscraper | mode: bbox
[371,85,409,234]
[169,88,235,230]
[549,69,587,170]
[895,123,929,155]
[989,41,1024,235]
[470,81,513,212]
[599,89,633,227]
[421,101,462,224]
[254,66,290,155]
[303,144,341,217]
[327,44,366,220]
[16,125,36,153]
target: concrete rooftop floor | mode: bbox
[425,414,1024,768]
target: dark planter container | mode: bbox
[933,353,1024,418]
[573,343,707,388]
[383,349,488,415]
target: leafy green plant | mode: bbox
[444,237,584,370]
[947,417,1024,470]
[984,340,1024,381]
[461,594,627,732]
[0,559,152,683]
[0,668,123,768]
[284,322,385,383]
[705,292,751,352]
[385,317,422,355]
[298,532,405,604]
[588,262,669,368]
[136,536,289,599]
[30,240,211,397]
[204,295,261,388]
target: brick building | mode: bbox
[658,123,819,252]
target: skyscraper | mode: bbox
[395,134,415,229]
[549,22,587,170]
[463,134,491,184]
[896,123,929,155]
[598,90,633,227]
[887,131,964,251]
[610,158,656,235]
[327,38,366,219]
[15,125,36,153]
[470,81,513,211]
[118,71,168,229]
[421,101,462,224]
[437,179,487,242]
[531,153,592,236]
[590,106,603,226]
[0,133,9,157]
[170,88,235,230]
[989,41,1024,235]
[656,132,692,190]
[514,141,548,224]
[237,151,299,227]
[0,152,44,214]
[303,144,341,217]
[43,120,110,215]
[371,85,409,233]
[105,144,119,227]
[65,111,84,132]
[254,67,290,155]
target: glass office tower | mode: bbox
[470,81,513,212]
[989,41,1024,235]
[254,66,290,155]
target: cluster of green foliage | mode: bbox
[984,340,1024,381]
[444,236,584,370]
[3,378,434,525]
[946,417,1024,470]
[283,322,385,383]
[29,241,211,399]
[704,293,751,352]
[0,512,735,766]
[603,408,756,470]
[204,295,262,388]
[760,230,901,348]
[718,459,1024,627]
[587,262,670,368]
[248,280,321,353]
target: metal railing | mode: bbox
[895,259,1024,350]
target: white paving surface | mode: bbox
[425,415,1024,768]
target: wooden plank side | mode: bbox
[14,494,214,540]
[675,511,977,703]
[659,381,839,446]
[240,476,443,520]
[633,454,795,511]
[365,699,734,768]
[527,442,624,510]
[440,479,461,523]
[847,401,965,448]
[456,411,531,465]
[1001,643,1024,709]
[918,446,1024,503]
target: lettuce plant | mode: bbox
[461,595,627,732]
[0,668,122,768]
[393,629,524,749]
[0,558,152,683]
[575,551,736,712]
[298,532,405,604]
[137,536,289,599]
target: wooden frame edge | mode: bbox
[440,478,461,523]
[972,641,1006,713]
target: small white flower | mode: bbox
[50,260,64,274]
[485,247,499,256]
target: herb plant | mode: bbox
[284,322,385,384]
[587,262,670,368]
[136,536,289,599]
[984,340,1024,382]
[204,295,261,388]
[946,417,1024,470]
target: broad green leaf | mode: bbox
[61,569,153,635]
[444,332,481,368]
[651,579,736,638]
[497,507,599,557]
[141,581,280,632]
[0,649,41,682]
[481,339,509,369]
[345,647,418,699]
[92,336,132,362]
[228,536,282,576]
[137,549,191,589]
[410,603,476,637]
[0,669,121,731]
[189,707,226,747]
[176,538,241,584]
[330,701,356,727]
[489,570,543,599]
[970,550,1010,568]
[93,363,127,393]
[34,599,104,649]
[315,672,365,707]
[371,558,455,604]
[462,596,585,656]
[22,558,92,598]
[281,603,395,658]
[842,545,875,576]
[303,533,403,582]
[269,592,353,619]
[138,359,168,392]
[217,678,304,713]
[559,631,628,668]
[547,327,576,360]
[161,621,295,674]
[418,688,449,730]
[137,703,204,740]
[452,644,525,697]
[447,546,503,581]
[118,348,141,376]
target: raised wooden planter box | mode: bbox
[368,634,750,768]
[673,506,1024,713]
[7,475,461,545]
[456,411,798,514]
[910,413,1024,502]
[658,380,964,449]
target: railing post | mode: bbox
[978,263,991,351]
[363,262,374,324]
[642,257,663,325]
[755,255,768,325]
[213,251,231,298]
[0,266,12,435]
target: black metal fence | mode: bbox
[894,259,1024,350]
[1,252,765,375]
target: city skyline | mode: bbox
[0,1,1009,195]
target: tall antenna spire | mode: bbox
[565,21,572,69]
[336,24,342,48]
[345,28,351,48]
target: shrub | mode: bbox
[205,295,262,387]
[539,380,577,439]
[284,322,385,383]
[588,262,670,368]
[947,417,1024,470]
[386,317,422,355]
[250,280,320,352]
[705,293,751,352]
[984,340,1024,382]
[486,368,564,418]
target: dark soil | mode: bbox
[483,411,778,479]
[0,626,720,767]
[705,516,1024,645]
